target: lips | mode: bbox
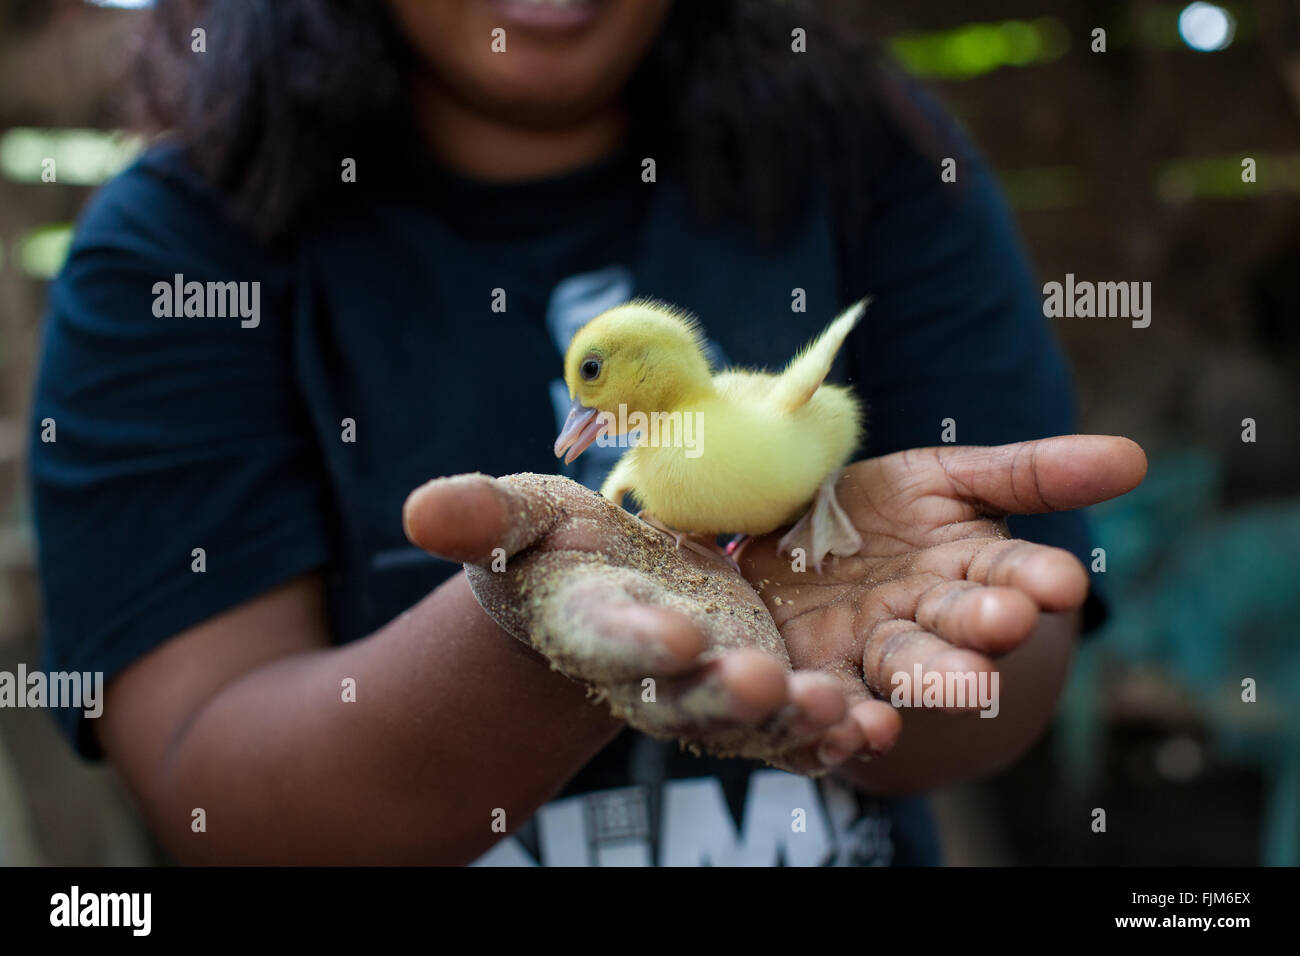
[553,395,607,464]
[487,0,604,31]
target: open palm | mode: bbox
[738,436,1147,718]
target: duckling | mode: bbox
[553,298,868,571]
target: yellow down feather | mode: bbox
[560,298,867,536]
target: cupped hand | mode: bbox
[738,436,1148,721]
[402,472,884,774]
[402,436,1146,776]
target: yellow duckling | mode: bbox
[554,298,868,570]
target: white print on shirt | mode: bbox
[472,770,894,867]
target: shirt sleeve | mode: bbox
[28,147,332,758]
[840,86,1107,632]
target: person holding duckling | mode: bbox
[31,0,1146,866]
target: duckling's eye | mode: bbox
[580,358,602,381]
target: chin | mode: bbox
[463,61,626,126]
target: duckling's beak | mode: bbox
[554,396,606,464]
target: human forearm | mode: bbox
[115,572,620,864]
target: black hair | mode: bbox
[137,0,942,243]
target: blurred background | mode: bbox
[1,0,1297,865]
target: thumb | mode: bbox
[403,473,563,565]
[930,435,1148,515]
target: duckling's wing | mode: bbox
[770,298,869,413]
[599,454,638,507]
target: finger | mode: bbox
[531,570,711,681]
[577,603,709,678]
[861,619,995,709]
[650,659,851,756]
[815,717,866,768]
[711,648,790,722]
[650,647,789,725]
[776,677,901,772]
[849,698,903,755]
[912,537,1091,614]
[786,671,849,737]
[913,579,1040,654]
[403,472,563,564]
[963,540,1089,611]
[734,671,851,774]
[774,719,861,775]
[782,702,903,773]
[925,435,1147,516]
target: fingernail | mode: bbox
[862,740,892,759]
[818,742,850,768]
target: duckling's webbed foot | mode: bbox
[724,534,753,564]
[777,472,863,573]
[636,511,740,573]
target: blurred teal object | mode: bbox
[1058,447,1300,865]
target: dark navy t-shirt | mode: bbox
[29,94,1100,866]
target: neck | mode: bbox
[411,76,628,181]
[650,363,716,414]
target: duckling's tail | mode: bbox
[771,298,870,413]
